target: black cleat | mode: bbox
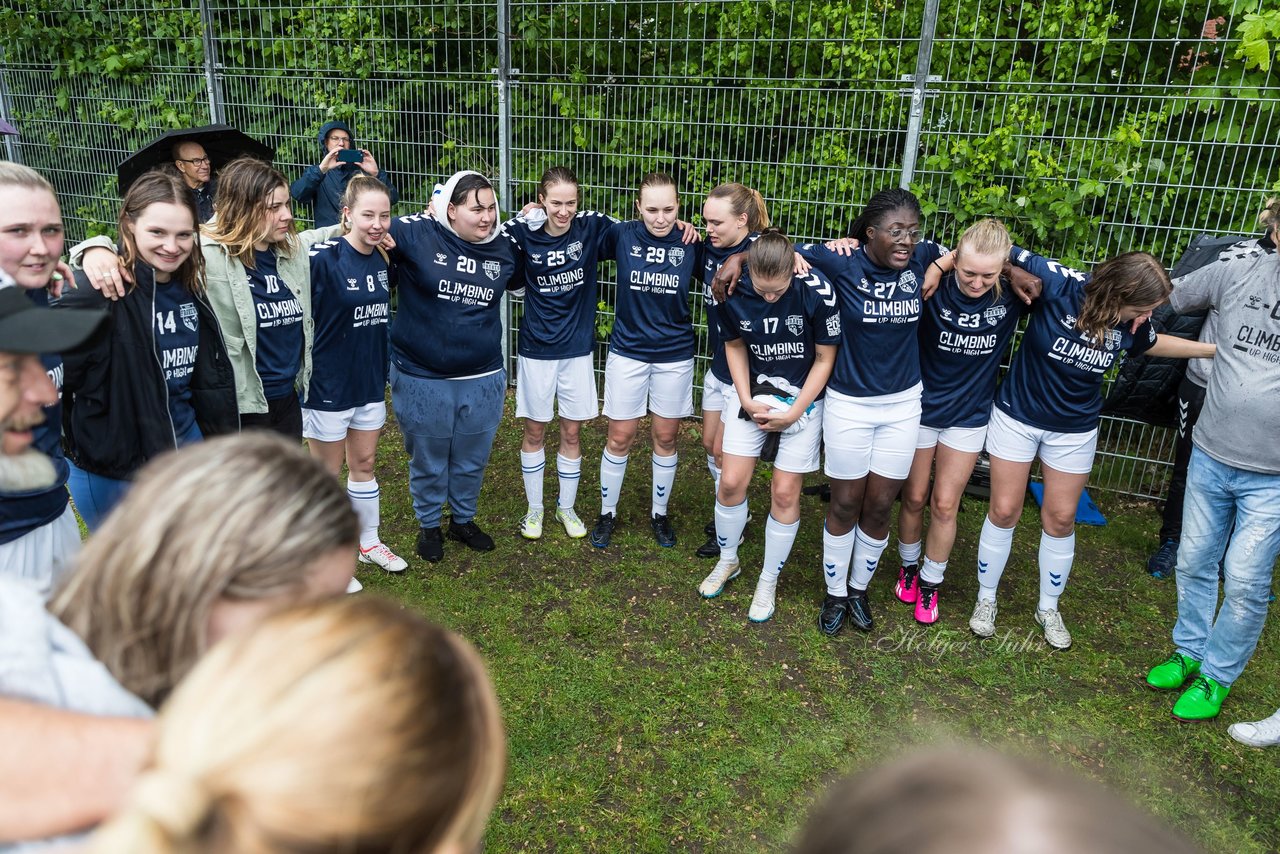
[417,526,444,562]
[447,519,495,552]
[590,512,617,548]
[847,588,874,631]
[696,520,719,558]
[818,594,849,637]
[650,513,677,547]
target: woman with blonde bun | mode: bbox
[93,596,506,854]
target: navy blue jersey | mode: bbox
[717,268,842,397]
[150,280,200,438]
[388,215,520,379]
[246,249,304,400]
[504,211,616,360]
[599,220,698,363]
[918,276,1028,428]
[0,289,70,546]
[796,240,945,397]
[996,247,1158,433]
[700,234,755,383]
[306,239,391,410]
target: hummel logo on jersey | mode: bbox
[530,252,542,264]
[825,314,841,336]
[568,241,583,261]
[785,315,804,335]
[630,245,642,257]
[180,302,198,332]
[857,277,872,293]
[434,253,448,266]
[739,319,752,331]
[1062,314,1077,328]
[346,277,359,291]
[669,247,685,267]
[898,271,918,294]
[940,307,952,320]
[483,260,502,281]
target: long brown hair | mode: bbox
[91,597,506,854]
[119,170,206,296]
[48,434,358,707]
[1077,251,1170,347]
[203,156,294,267]
[707,182,770,232]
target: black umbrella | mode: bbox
[116,124,273,195]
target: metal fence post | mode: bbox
[496,0,515,371]
[898,0,940,190]
[198,0,226,124]
[0,59,20,163]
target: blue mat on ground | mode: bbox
[1027,483,1107,526]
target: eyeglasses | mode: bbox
[178,156,211,166]
[328,136,352,144]
[874,226,923,241]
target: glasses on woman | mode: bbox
[875,226,923,241]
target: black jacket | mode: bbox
[56,264,239,479]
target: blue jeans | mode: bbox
[1172,447,1280,686]
[66,463,130,531]
[390,366,506,529]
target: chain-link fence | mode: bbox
[3,0,1277,499]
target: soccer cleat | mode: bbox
[447,519,495,552]
[969,598,997,638]
[359,542,408,573]
[914,583,940,625]
[417,526,444,562]
[1147,538,1179,579]
[345,576,363,594]
[1146,652,1201,691]
[699,557,741,598]
[651,513,677,548]
[1172,674,1230,722]
[818,594,848,637]
[748,573,778,622]
[1228,709,1280,747]
[520,507,544,540]
[555,506,588,539]
[894,563,920,604]
[590,512,617,548]
[847,588,874,632]
[1035,608,1073,650]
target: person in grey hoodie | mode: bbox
[289,120,398,227]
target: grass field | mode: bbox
[357,397,1280,852]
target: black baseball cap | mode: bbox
[0,286,106,354]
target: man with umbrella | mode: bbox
[172,140,217,223]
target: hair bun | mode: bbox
[129,769,212,840]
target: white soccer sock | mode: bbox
[977,515,1016,603]
[651,452,677,516]
[898,539,922,567]
[920,556,948,586]
[849,525,889,591]
[714,499,749,562]
[556,453,581,510]
[1037,530,1075,612]
[521,449,545,511]
[822,525,855,597]
[761,515,800,581]
[706,453,721,492]
[346,477,380,549]
[600,451,628,515]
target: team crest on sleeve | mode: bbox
[898,271,918,294]
[785,314,804,336]
[434,252,448,266]
[181,302,198,332]
[483,260,502,281]
[567,241,583,261]
[983,305,1007,326]
[825,314,841,336]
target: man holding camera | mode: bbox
[290,120,398,227]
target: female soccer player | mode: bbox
[387,171,521,563]
[700,231,839,622]
[58,171,236,530]
[694,182,770,559]
[929,247,1215,648]
[303,175,406,577]
[889,218,1027,625]
[590,173,701,549]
